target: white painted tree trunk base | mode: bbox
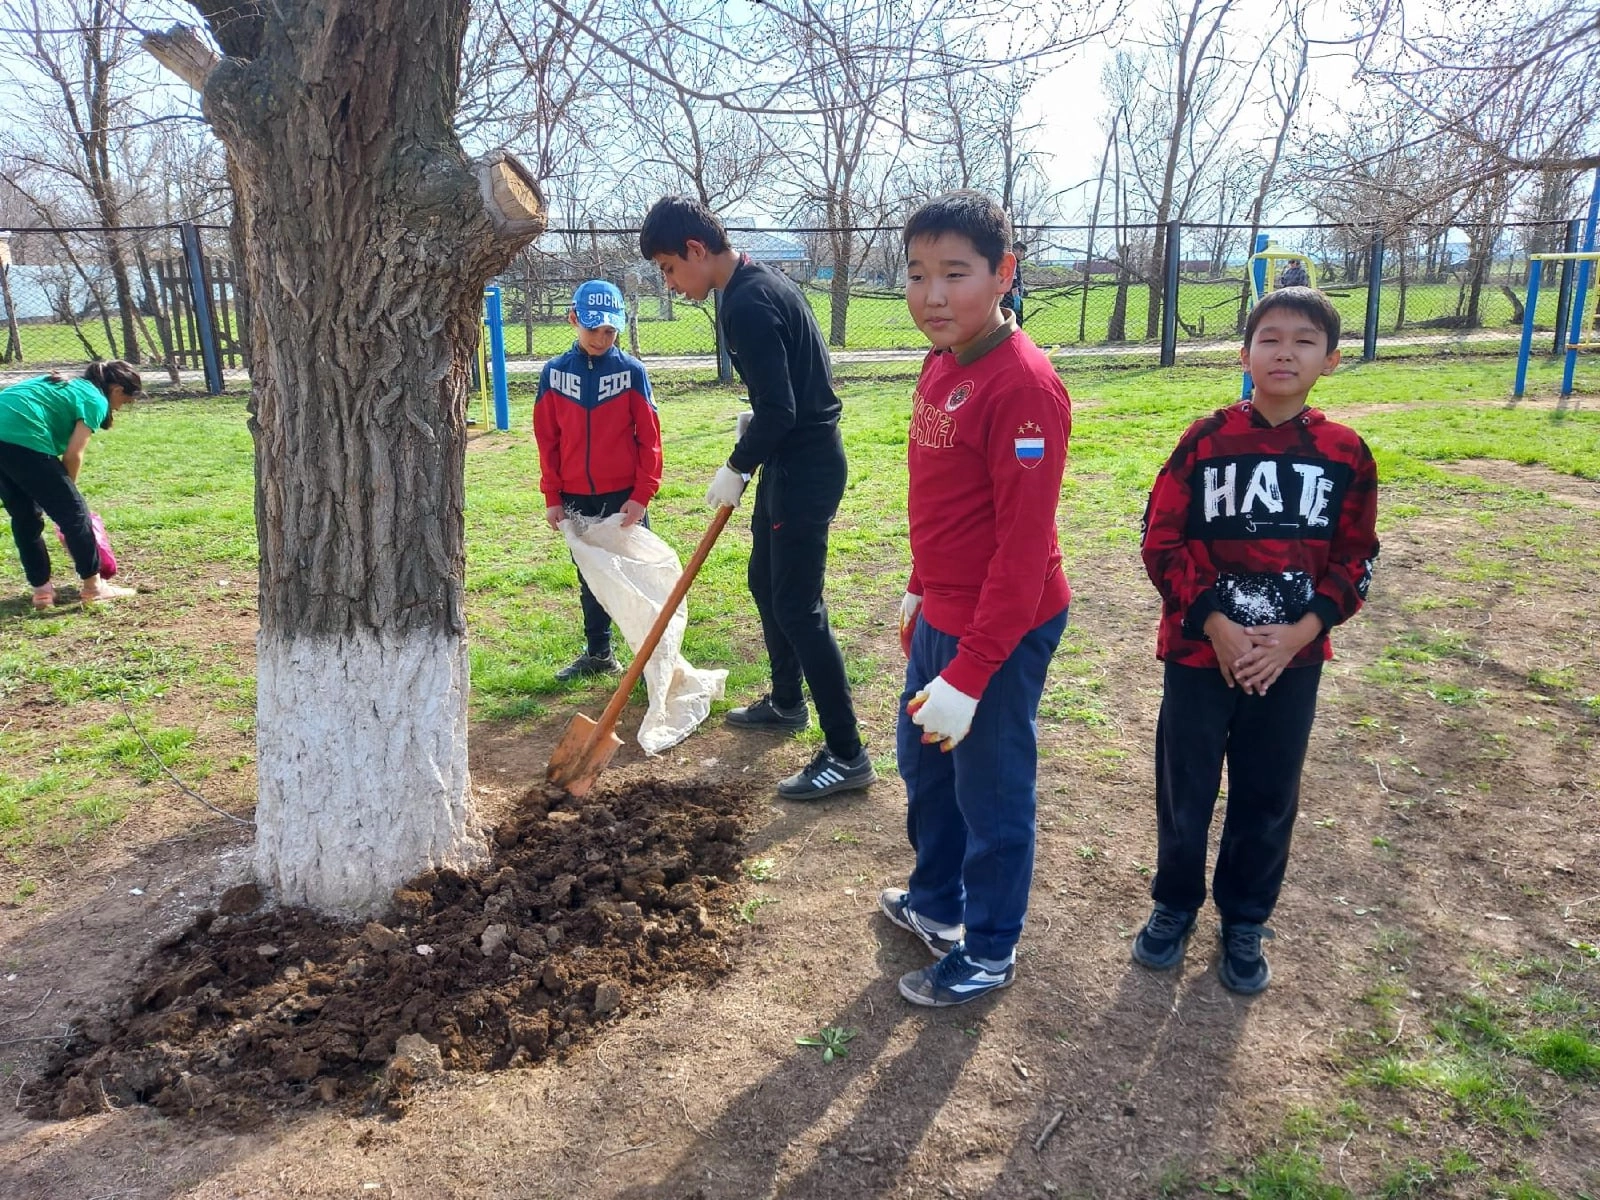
[253,629,484,916]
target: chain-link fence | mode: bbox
[0,224,244,382]
[2,217,1589,388]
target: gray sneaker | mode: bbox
[726,693,810,731]
[556,651,621,681]
[879,888,962,958]
[1217,922,1274,994]
[776,747,876,800]
[1131,902,1197,970]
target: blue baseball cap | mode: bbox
[572,280,627,330]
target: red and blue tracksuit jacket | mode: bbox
[1140,401,1379,669]
[534,344,662,507]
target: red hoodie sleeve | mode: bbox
[1140,420,1218,629]
[1308,435,1379,631]
[628,371,663,506]
[940,384,1070,698]
[533,370,563,508]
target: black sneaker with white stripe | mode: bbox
[776,747,877,800]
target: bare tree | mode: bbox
[1101,0,1276,338]
[145,4,543,916]
[1353,0,1600,188]
[0,0,179,362]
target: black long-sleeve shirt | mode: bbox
[719,255,842,474]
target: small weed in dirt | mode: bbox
[794,1025,857,1063]
[734,895,778,924]
[743,856,777,882]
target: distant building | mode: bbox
[737,230,811,277]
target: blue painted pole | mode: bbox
[1243,233,1269,399]
[1561,171,1600,396]
[179,222,223,395]
[484,285,510,430]
[1514,259,1541,398]
[1363,234,1384,362]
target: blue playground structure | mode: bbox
[1241,235,1318,399]
[471,285,511,430]
[1515,170,1600,398]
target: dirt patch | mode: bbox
[1440,456,1600,507]
[21,779,753,1126]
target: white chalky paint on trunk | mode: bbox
[253,628,484,916]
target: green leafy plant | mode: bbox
[743,856,777,882]
[795,1025,857,1063]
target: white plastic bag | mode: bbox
[562,514,727,755]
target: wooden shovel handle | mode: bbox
[586,504,734,743]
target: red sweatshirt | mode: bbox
[1140,401,1379,669]
[534,344,662,505]
[907,320,1073,698]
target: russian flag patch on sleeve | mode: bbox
[1013,420,1045,469]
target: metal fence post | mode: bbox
[1553,218,1580,357]
[1159,220,1179,368]
[179,222,224,394]
[713,288,732,383]
[1363,234,1384,362]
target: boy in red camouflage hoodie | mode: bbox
[1134,286,1379,994]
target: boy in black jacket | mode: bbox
[640,196,874,801]
[1135,287,1378,994]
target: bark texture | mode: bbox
[156,1,542,913]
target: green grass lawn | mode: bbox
[1,352,1597,1191]
[9,276,1564,368]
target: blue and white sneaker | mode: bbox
[898,942,1015,1007]
[879,888,963,958]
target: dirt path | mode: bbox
[1,462,1597,1198]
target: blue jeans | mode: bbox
[896,606,1067,960]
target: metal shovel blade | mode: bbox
[545,711,624,797]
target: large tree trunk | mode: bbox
[148,5,542,915]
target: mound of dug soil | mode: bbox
[24,779,754,1125]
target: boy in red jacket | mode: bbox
[1134,286,1379,993]
[880,191,1072,1007]
[534,280,663,680]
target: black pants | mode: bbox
[561,487,648,656]
[748,429,861,760]
[0,438,99,587]
[1151,660,1322,924]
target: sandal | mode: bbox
[31,585,54,610]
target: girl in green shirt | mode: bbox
[0,360,140,608]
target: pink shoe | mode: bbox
[31,585,54,610]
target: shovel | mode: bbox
[546,504,734,796]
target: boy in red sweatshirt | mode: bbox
[534,280,663,680]
[1135,286,1379,993]
[880,191,1072,1007]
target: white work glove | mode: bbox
[907,674,979,752]
[705,463,749,509]
[736,410,753,439]
[899,592,922,658]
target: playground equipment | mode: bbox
[1242,235,1319,399]
[469,285,510,430]
[1515,170,1600,398]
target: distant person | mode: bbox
[0,360,140,608]
[1134,286,1378,994]
[999,240,1027,326]
[534,280,662,680]
[1276,259,1309,289]
[640,195,874,801]
[881,191,1072,1008]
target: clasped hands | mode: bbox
[1204,611,1319,694]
